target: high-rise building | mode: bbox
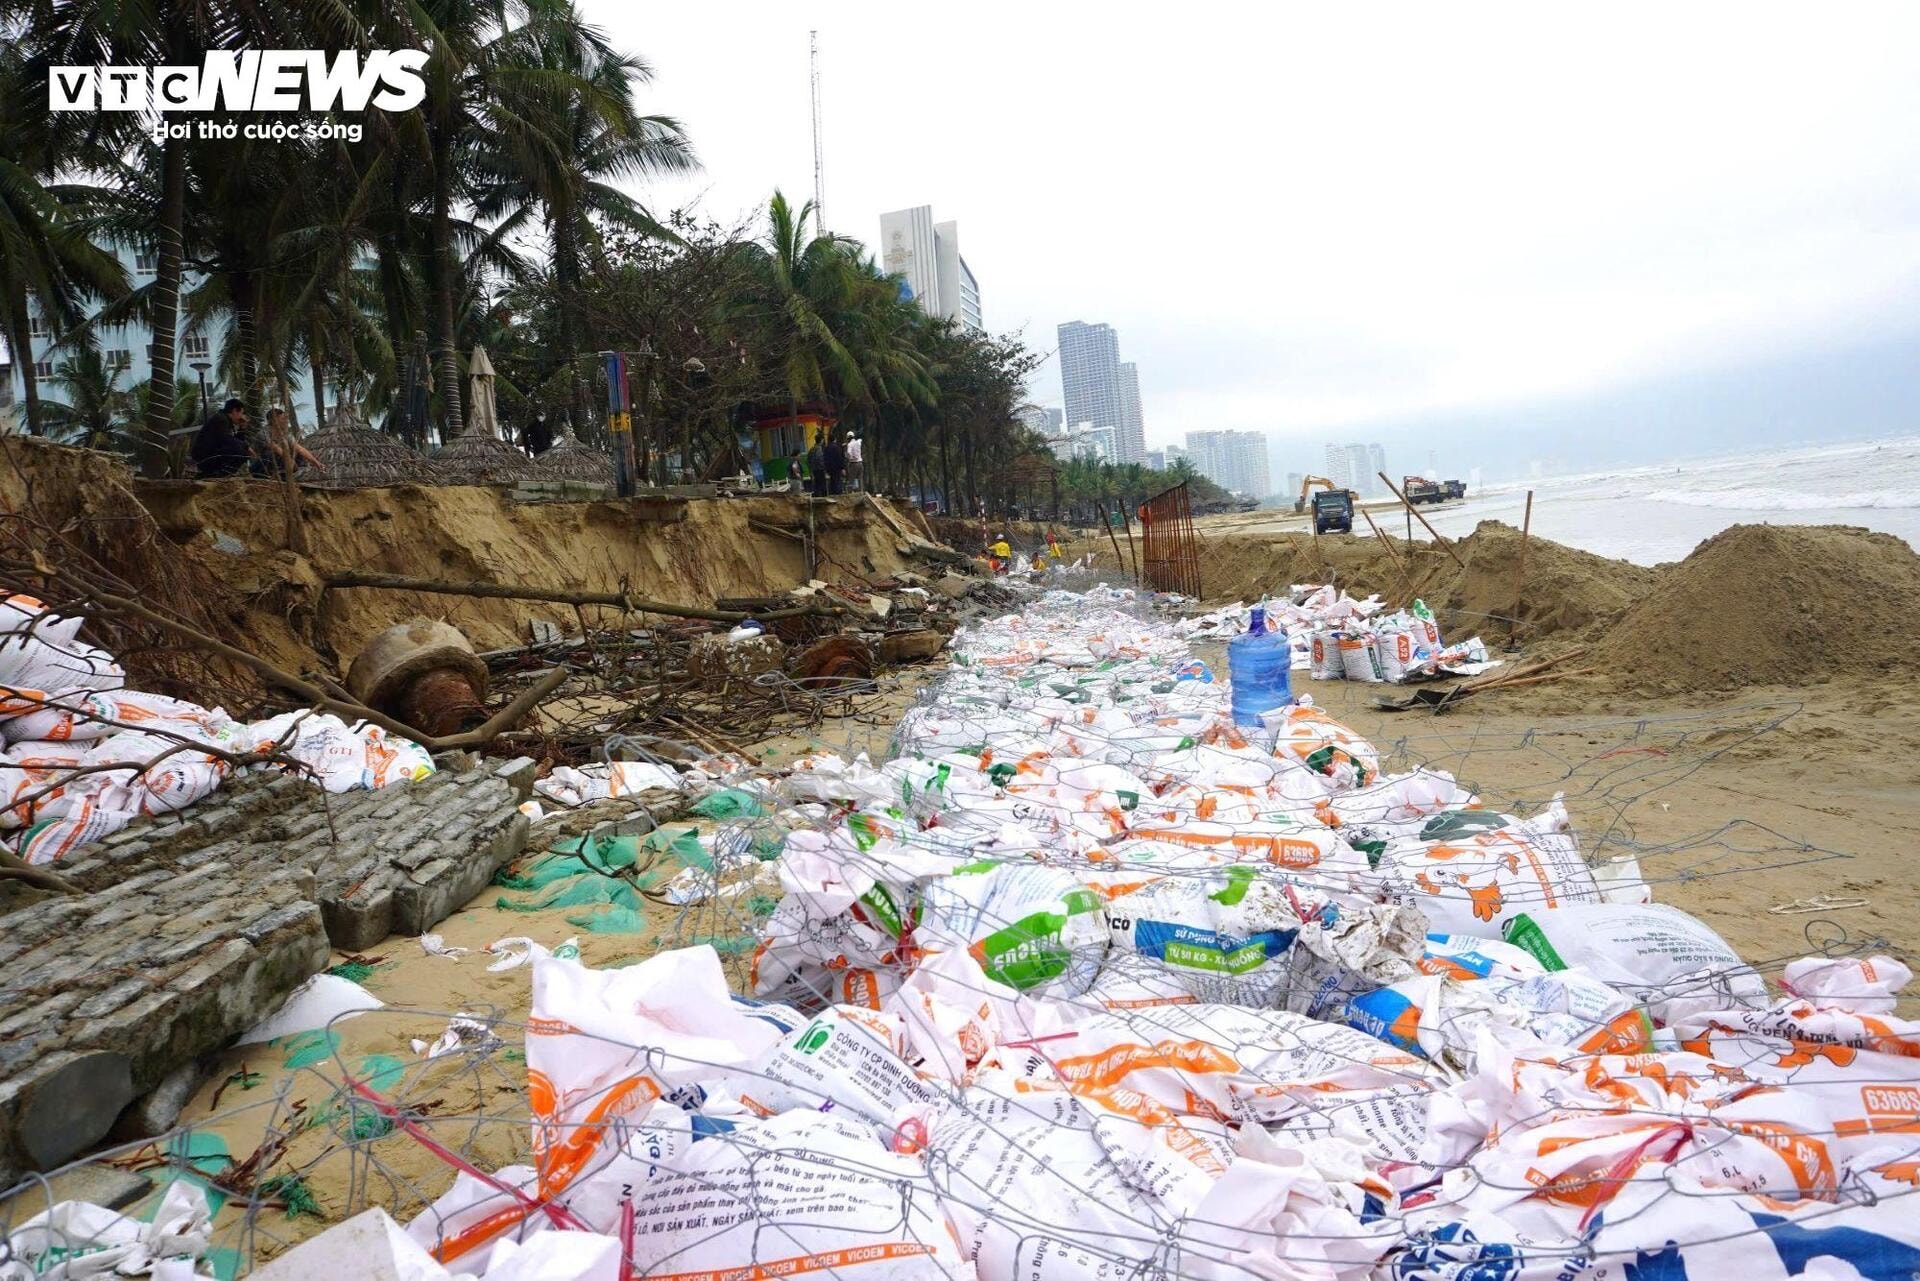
[1323,442,1374,493]
[1057,321,1127,459]
[1233,432,1272,498]
[1015,404,1064,437]
[1186,429,1271,496]
[1368,443,1386,490]
[1116,362,1146,464]
[879,206,982,331]
[1145,449,1166,471]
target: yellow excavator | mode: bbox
[1293,476,1356,533]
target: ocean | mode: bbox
[1400,436,1920,565]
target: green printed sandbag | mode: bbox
[917,862,1107,994]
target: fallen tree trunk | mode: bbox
[319,569,818,622]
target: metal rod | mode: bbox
[1510,489,1534,643]
[1379,471,1466,569]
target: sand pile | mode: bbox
[1414,520,1660,639]
[1198,521,1657,643]
[1592,523,1920,693]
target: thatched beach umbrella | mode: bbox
[302,402,445,488]
[536,424,616,486]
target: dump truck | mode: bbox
[1293,475,1339,514]
[1309,488,1354,534]
[1403,476,1444,504]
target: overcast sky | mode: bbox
[591,2,1920,471]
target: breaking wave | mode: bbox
[1641,487,1920,511]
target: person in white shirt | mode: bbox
[846,436,864,491]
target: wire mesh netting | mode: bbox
[2,578,1915,1279]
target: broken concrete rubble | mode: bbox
[0,756,534,1186]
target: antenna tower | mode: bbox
[809,31,825,237]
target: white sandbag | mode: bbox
[0,639,124,720]
[916,860,1107,994]
[1502,900,1768,1022]
[986,1002,1434,1126]
[1268,700,1380,788]
[752,1003,944,1122]
[532,760,679,807]
[626,1110,972,1279]
[1343,969,1650,1063]
[1338,633,1384,683]
[913,1084,1243,1280]
[1103,868,1330,1005]
[0,593,84,651]
[1309,629,1346,680]
[525,947,782,1205]
[246,711,434,792]
[238,973,385,1045]
[1371,798,1600,936]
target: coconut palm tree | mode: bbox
[739,191,872,408]
[0,45,128,437]
[39,349,136,450]
[473,34,695,436]
[402,0,617,439]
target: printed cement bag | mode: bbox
[2,689,228,745]
[0,639,124,720]
[246,711,434,792]
[1345,969,1649,1063]
[1310,629,1346,680]
[750,896,905,1009]
[916,861,1107,994]
[912,1078,1397,1281]
[1119,814,1348,873]
[1372,798,1600,936]
[1269,701,1380,788]
[753,1003,945,1122]
[0,593,83,652]
[1503,900,1767,1023]
[1103,866,1331,1005]
[627,1110,972,1279]
[1338,633,1385,683]
[525,948,781,1209]
[1371,617,1431,683]
[885,946,1022,1081]
[987,1002,1433,1125]
[1285,903,1428,1020]
[1419,932,1545,981]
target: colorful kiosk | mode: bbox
[751,403,837,485]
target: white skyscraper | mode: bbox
[1057,321,1124,458]
[879,206,982,331]
[1116,362,1146,464]
[1186,429,1271,496]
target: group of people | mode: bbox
[789,432,861,497]
[189,398,323,478]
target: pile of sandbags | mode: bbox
[0,593,433,865]
[246,583,1917,1281]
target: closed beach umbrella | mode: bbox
[468,345,501,440]
[430,344,538,483]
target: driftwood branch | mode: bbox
[318,570,819,622]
